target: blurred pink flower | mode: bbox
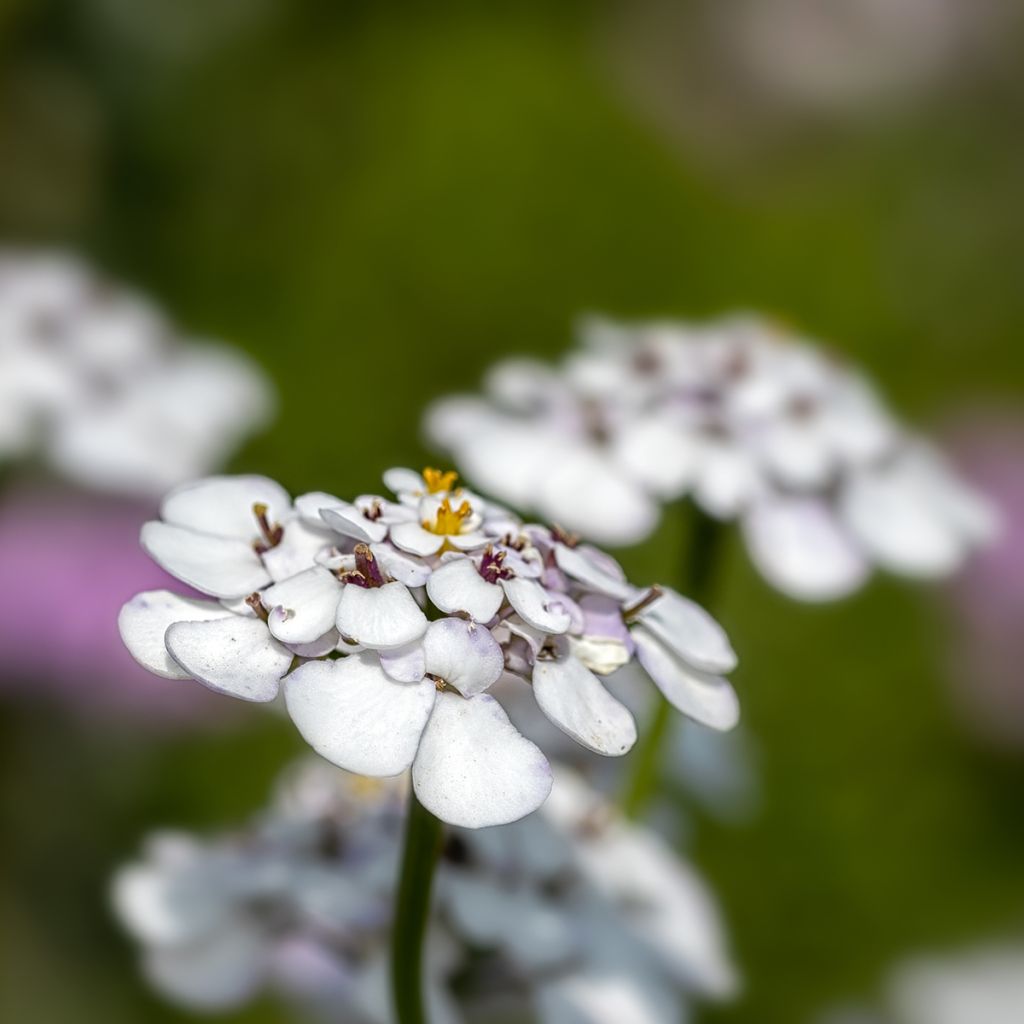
[0,485,229,725]
[944,413,1024,747]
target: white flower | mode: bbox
[121,467,740,828]
[0,248,272,495]
[426,314,997,600]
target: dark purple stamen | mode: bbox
[551,525,580,549]
[252,502,284,553]
[479,546,514,583]
[245,592,270,622]
[340,543,388,588]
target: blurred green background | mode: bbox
[1,1,1023,1021]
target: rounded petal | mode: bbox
[165,616,291,702]
[380,642,427,683]
[141,521,270,599]
[370,542,432,588]
[319,504,388,544]
[422,618,504,697]
[160,475,291,540]
[502,577,572,634]
[284,653,436,776]
[532,654,637,756]
[554,543,634,602]
[632,588,737,674]
[693,441,761,519]
[741,496,869,602]
[383,467,426,496]
[264,567,344,645]
[336,582,428,650]
[389,521,445,557]
[119,590,232,679]
[412,692,552,828]
[261,517,335,582]
[293,490,347,526]
[612,413,699,499]
[426,557,503,622]
[633,627,740,731]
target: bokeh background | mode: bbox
[1,1,1023,1021]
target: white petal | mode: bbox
[423,618,504,697]
[336,582,428,650]
[412,692,552,828]
[553,543,634,602]
[539,447,658,547]
[165,616,292,702]
[426,557,503,622]
[536,972,678,1024]
[380,642,427,683]
[389,521,445,556]
[319,504,388,544]
[741,496,868,602]
[261,516,334,582]
[284,653,435,776]
[285,630,340,659]
[502,577,571,634]
[613,413,699,499]
[293,490,347,526]
[141,521,270,599]
[532,654,637,756]
[632,588,737,673]
[758,418,834,490]
[694,440,761,519]
[383,467,426,495]
[264,567,344,644]
[119,590,231,679]
[370,542,432,587]
[160,475,291,540]
[633,627,739,731]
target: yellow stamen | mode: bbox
[422,467,458,494]
[423,497,472,536]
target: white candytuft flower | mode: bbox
[426,315,997,601]
[119,468,739,828]
[115,759,738,1024]
[0,248,272,495]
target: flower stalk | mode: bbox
[391,788,445,1024]
[621,506,725,818]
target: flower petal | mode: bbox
[380,642,427,683]
[336,582,428,650]
[423,618,504,697]
[632,587,737,674]
[383,467,426,496]
[165,616,291,702]
[741,496,868,602]
[160,475,291,540]
[426,557,504,622]
[118,590,232,679]
[261,516,335,582]
[319,504,389,544]
[141,521,270,599]
[389,521,445,557]
[554,543,634,602]
[370,543,432,588]
[412,692,552,828]
[633,626,739,731]
[264,567,344,645]
[502,577,572,634]
[532,653,637,756]
[284,653,435,776]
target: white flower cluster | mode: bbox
[0,249,272,495]
[427,315,996,601]
[119,469,739,828]
[114,758,737,1024]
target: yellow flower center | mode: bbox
[424,497,472,536]
[422,467,458,494]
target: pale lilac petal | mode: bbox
[632,588,737,674]
[741,496,869,602]
[412,692,552,828]
[380,642,427,683]
[336,581,428,650]
[633,627,740,731]
[554,543,634,602]
[532,653,637,756]
[141,521,270,599]
[160,475,291,540]
[263,567,344,645]
[284,653,436,776]
[118,590,232,679]
[423,618,504,697]
[426,557,503,622]
[285,630,340,659]
[502,577,572,634]
[389,521,446,557]
[165,617,291,702]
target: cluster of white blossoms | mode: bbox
[119,469,739,828]
[0,249,272,495]
[426,314,997,601]
[114,758,737,1024]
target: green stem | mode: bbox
[620,505,725,818]
[391,789,444,1024]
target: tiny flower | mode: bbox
[121,467,739,827]
[426,314,996,601]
